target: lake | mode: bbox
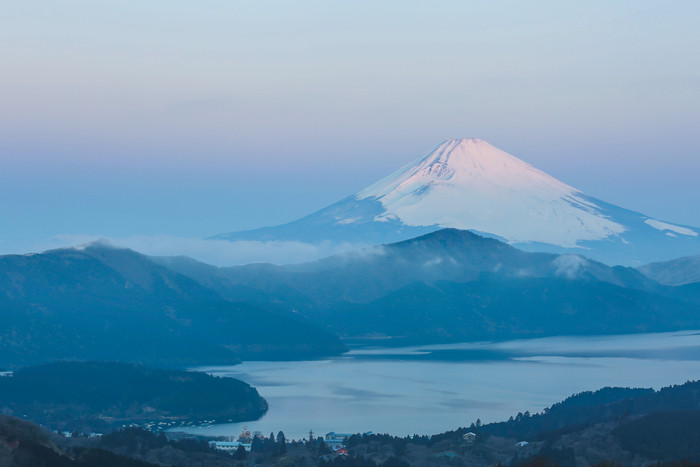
[177,330,700,441]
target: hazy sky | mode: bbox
[1,1,699,260]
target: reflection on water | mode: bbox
[177,330,700,440]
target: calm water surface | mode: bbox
[178,330,700,440]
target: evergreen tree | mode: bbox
[392,439,406,457]
[277,431,287,454]
[233,444,247,460]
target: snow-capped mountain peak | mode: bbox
[216,138,700,265]
[356,138,625,247]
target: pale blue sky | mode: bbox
[1,1,699,257]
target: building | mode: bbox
[209,441,252,452]
[325,432,354,448]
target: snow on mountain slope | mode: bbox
[644,219,698,237]
[356,138,625,247]
[215,138,700,265]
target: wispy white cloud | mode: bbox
[553,254,589,279]
[23,234,365,267]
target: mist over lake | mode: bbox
[178,330,700,441]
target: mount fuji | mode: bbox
[216,139,700,265]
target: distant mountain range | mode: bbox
[157,229,700,345]
[2,229,699,368]
[0,244,345,368]
[637,254,700,286]
[214,139,700,266]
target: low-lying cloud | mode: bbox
[23,234,366,267]
[553,254,589,279]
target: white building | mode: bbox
[325,432,354,448]
[209,441,252,452]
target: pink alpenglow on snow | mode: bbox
[216,138,700,265]
[357,139,625,247]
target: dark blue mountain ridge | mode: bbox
[157,228,700,345]
[0,244,346,368]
